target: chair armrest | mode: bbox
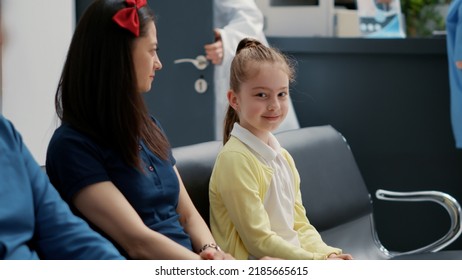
[375,189,462,257]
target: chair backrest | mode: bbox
[173,141,222,226]
[173,125,372,231]
[276,125,372,231]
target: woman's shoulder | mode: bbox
[50,123,89,144]
[149,115,166,131]
[48,123,103,156]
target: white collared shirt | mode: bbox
[230,123,300,248]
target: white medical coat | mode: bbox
[213,0,300,139]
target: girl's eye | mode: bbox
[256,92,267,97]
[279,92,287,97]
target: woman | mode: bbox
[46,0,232,260]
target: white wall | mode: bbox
[1,0,75,165]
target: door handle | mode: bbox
[174,55,209,70]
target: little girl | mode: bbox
[209,38,353,260]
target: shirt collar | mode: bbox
[230,123,281,162]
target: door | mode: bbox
[76,0,215,147]
[146,0,214,147]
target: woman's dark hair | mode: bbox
[223,38,295,144]
[56,0,169,168]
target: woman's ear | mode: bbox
[227,90,239,111]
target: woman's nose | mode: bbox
[154,59,162,70]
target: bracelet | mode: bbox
[199,243,221,253]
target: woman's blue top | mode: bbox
[46,119,193,257]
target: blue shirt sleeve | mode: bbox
[46,117,176,201]
[447,0,462,148]
[46,126,111,201]
[454,2,462,61]
[0,115,124,259]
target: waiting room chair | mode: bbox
[173,125,462,259]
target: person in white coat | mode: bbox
[205,0,300,140]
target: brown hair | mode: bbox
[223,38,295,144]
[56,0,170,169]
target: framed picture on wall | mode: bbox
[357,0,405,38]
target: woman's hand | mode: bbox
[199,247,235,260]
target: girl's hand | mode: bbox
[327,253,353,260]
[260,256,283,260]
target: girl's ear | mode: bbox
[227,90,239,111]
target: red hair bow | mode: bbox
[112,0,147,37]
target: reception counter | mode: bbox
[268,37,446,54]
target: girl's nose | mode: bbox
[267,98,280,111]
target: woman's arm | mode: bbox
[73,181,202,260]
[174,166,234,260]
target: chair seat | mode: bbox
[320,214,389,260]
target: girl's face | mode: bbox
[132,21,162,94]
[228,62,289,142]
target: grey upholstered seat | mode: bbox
[173,125,462,259]
[173,140,222,225]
